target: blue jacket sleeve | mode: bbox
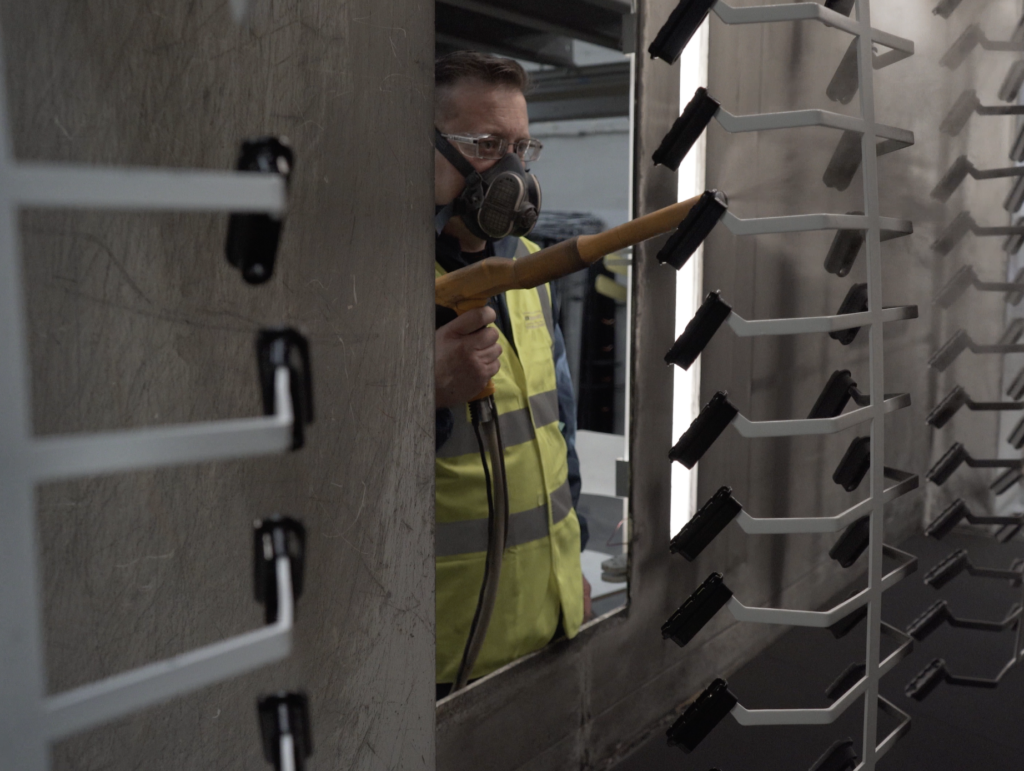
[552,320,587,551]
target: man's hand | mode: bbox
[436,306,502,409]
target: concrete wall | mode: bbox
[4,2,436,768]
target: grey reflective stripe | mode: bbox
[551,478,572,524]
[536,285,555,341]
[437,407,536,459]
[514,238,532,258]
[529,389,559,429]
[437,504,546,557]
[436,477,575,556]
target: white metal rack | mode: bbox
[655,0,917,767]
[0,26,306,771]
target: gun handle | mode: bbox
[449,298,497,402]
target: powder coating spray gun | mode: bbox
[436,191,723,690]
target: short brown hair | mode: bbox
[435,51,530,94]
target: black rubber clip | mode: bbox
[933,0,963,19]
[829,599,867,639]
[669,391,738,469]
[226,137,294,285]
[931,156,1024,204]
[809,738,858,771]
[657,190,728,271]
[931,209,1024,255]
[1007,415,1024,450]
[927,384,1023,428]
[823,218,908,277]
[1000,60,1024,104]
[665,290,733,370]
[934,264,1024,308]
[940,23,1024,72]
[825,664,865,702]
[830,436,916,493]
[648,0,718,64]
[670,486,743,561]
[929,327,1024,372]
[906,598,1021,641]
[939,90,1024,139]
[923,548,1024,590]
[258,692,312,771]
[929,382,1024,427]
[257,327,314,450]
[1008,365,1024,400]
[254,515,306,624]
[807,370,871,419]
[654,87,721,170]
[926,498,1024,542]
[926,442,1021,491]
[906,656,1020,701]
[829,515,870,568]
[662,572,733,648]
[829,283,868,345]
[666,678,737,753]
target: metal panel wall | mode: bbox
[2,2,436,769]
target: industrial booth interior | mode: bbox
[4,1,1024,770]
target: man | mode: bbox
[433,51,592,695]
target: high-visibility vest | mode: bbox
[435,237,583,685]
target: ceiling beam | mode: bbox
[437,0,623,51]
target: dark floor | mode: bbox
[614,531,1024,771]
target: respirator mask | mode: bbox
[435,128,541,240]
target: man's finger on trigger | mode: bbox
[454,305,495,333]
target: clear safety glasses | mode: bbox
[440,132,543,162]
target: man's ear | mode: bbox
[435,147,466,206]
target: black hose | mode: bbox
[453,398,503,691]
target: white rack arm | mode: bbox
[737,469,918,535]
[727,545,917,628]
[8,163,286,213]
[721,209,912,237]
[732,392,910,438]
[28,367,293,483]
[727,305,917,338]
[43,554,294,740]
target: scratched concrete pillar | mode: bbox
[3,2,435,768]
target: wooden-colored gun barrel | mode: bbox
[435,193,701,312]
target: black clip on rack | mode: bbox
[926,384,1023,428]
[662,572,734,649]
[939,90,1024,139]
[906,598,1021,642]
[831,436,916,493]
[653,87,722,171]
[940,22,1024,71]
[669,391,739,469]
[823,220,908,277]
[931,209,1024,255]
[928,326,1024,372]
[670,486,743,561]
[257,327,314,450]
[923,549,1024,590]
[254,515,307,625]
[666,678,738,753]
[926,442,1022,492]
[934,264,1024,309]
[664,284,871,372]
[930,155,1024,207]
[226,136,294,284]
[656,189,729,271]
[258,691,313,771]
[809,738,858,771]
[926,498,1024,542]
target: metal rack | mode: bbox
[650,0,917,767]
[0,25,310,771]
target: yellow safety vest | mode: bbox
[435,237,584,685]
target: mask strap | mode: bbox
[435,128,478,179]
[434,203,455,235]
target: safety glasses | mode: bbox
[439,132,543,162]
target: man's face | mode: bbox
[434,78,530,207]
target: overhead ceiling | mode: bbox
[435,0,633,120]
